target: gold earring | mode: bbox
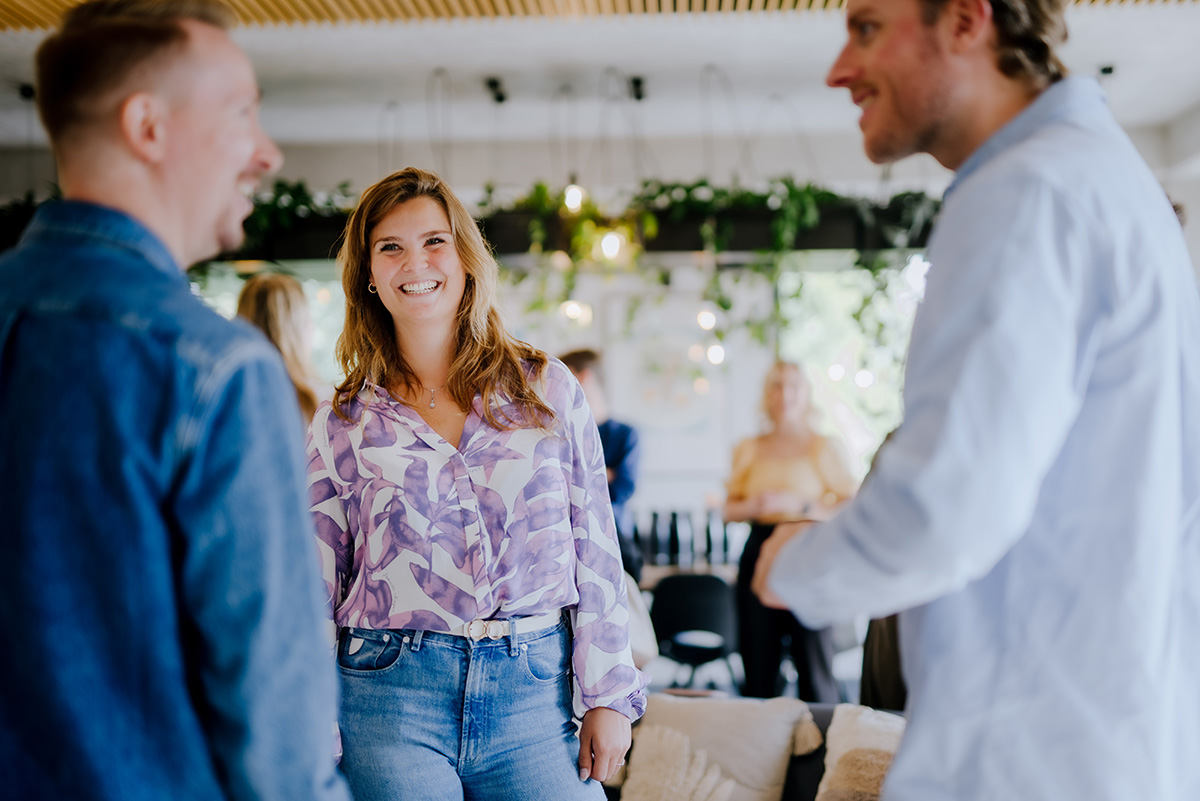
[368,283,378,294]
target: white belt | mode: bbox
[449,610,562,642]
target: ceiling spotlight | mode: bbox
[484,76,506,104]
[629,76,645,102]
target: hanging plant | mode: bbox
[0,184,62,253]
[235,179,354,261]
[477,181,644,313]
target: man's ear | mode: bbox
[118,91,169,164]
[941,0,993,55]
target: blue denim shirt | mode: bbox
[0,201,351,801]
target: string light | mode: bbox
[697,309,717,330]
[558,300,593,325]
[600,232,621,260]
[706,344,725,365]
[827,364,845,382]
[564,184,585,213]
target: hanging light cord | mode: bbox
[377,101,401,177]
[425,68,454,181]
[699,64,755,184]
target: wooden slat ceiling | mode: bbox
[0,0,1188,30]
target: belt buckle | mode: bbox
[467,619,507,641]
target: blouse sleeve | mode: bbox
[815,435,860,502]
[726,437,757,501]
[556,365,649,722]
[305,402,354,639]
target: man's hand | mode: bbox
[757,489,804,519]
[578,706,631,783]
[752,522,812,609]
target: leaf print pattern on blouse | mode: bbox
[305,360,648,721]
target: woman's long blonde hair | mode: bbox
[333,167,553,430]
[237,271,322,422]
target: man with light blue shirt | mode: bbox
[0,3,351,800]
[753,0,1200,798]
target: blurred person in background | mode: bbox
[725,360,858,701]
[238,271,327,422]
[560,348,644,583]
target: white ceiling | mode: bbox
[2,4,1200,171]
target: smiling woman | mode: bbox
[367,195,467,349]
[306,166,648,801]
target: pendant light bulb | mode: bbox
[564,184,585,214]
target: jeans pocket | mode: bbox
[520,632,571,684]
[337,628,404,673]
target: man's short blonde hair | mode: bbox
[35,0,236,145]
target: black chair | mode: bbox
[648,573,738,689]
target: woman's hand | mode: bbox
[578,706,631,783]
[758,489,808,519]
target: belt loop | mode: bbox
[411,630,424,652]
[508,620,519,656]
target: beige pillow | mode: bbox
[621,693,823,801]
[620,724,736,801]
[815,704,906,801]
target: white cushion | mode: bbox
[815,704,906,801]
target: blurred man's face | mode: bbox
[160,21,282,264]
[825,0,955,164]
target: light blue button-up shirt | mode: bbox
[769,77,1200,800]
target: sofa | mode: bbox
[605,698,905,801]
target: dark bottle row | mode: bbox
[631,510,734,567]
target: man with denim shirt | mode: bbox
[0,3,351,800]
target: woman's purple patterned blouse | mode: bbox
[306,359,648,720]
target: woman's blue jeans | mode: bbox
[336,618,606,801]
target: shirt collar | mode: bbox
[945,76,1108,201]
[21,200,181,279]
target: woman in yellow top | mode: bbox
[725,360,858,701]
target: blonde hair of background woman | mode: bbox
[237,272,322,422]
[333,166,553,430]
